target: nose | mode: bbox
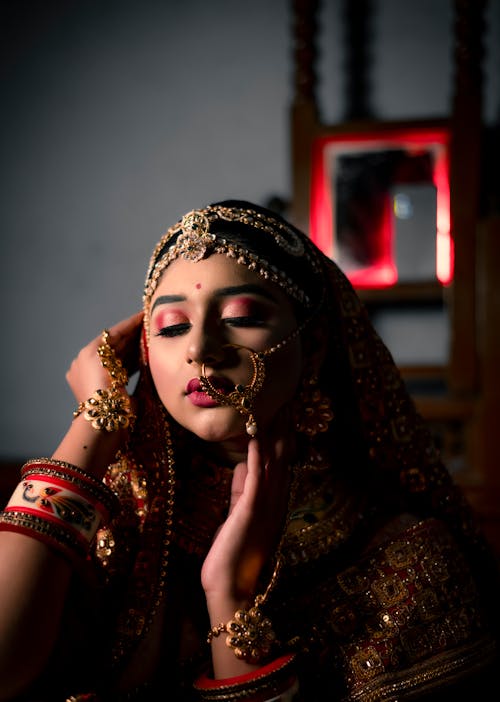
[186,323,225,368]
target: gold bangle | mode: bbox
[207,604,277,664]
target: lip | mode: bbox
[185,375,234,407]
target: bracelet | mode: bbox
[0,458,119,563]
[21,458,119,518]
[6,474,104,533]
[72,329,135,432]
[73,387,134,432]
[207,602,277,664]
[0,510,89,562]
[193,653,298,701]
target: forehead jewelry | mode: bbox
[198,324,304,437]
[143,205,321,336]
[174,210,216,263]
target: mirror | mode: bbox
[310,125,451,288]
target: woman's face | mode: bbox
[148,253,303,449]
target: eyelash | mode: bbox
[155,316,266,338]
[224,316,266,327]
[156,323,191,338]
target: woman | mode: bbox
[0,200,498,701]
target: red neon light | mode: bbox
[347,195,397,288]
[310,127,452,288]
[432,146,452,284]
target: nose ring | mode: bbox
[199,344,265,436]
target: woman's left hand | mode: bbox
[201,412,293,608]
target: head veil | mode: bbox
[96,199,498,675]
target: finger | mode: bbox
[247,438,264,480]
[227,461,248,515]
[228,440,262,515]
[105,312,144,375]
[106,311,144,352]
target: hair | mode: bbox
[144,199,329,323]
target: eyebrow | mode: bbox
[216,284,278,302]
[151,294,185,312]
[151,284,278,312]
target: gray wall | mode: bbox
[1,0,499,461]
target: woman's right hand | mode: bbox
[66,311,144,405]
[52,311,144,475]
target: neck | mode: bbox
[204,436,251,467]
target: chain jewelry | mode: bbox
[198,321,307,437]
[96,329,129,386]
[200,345,265,437]
[73,330,135,432]
[142,204,327,344]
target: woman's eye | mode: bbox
[223,316,266,328]
[156,323,191,337]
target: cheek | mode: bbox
[148,345,176,400]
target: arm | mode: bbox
[0,312,142,699]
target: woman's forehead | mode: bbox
[151,253,287,301]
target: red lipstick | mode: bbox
[185,376,233,407]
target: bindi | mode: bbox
[195,283,201,289]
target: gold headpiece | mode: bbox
[142,205,323,346]
[173,210,216,262]
[145,206,318,301]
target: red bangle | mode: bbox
[193,653,298,701]
[0,458,119,565]
[21,458,119,517]
[3,476,104,545]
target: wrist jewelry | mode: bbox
[0,458,119,563]
[73,329,135,432]
[21,458,119,517]
[194,653,298,701]
[207,599,277,664]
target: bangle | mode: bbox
[0,458,119,563]
[73,329,135,432]
[194,653,298,701]
[21,458,119,518]
[207,602,277,664]
[73,386,134,432]
[0,510,89,562]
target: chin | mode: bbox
[175,410,247,443]
[195,424,247,444]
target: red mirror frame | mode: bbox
[310,124,451,289]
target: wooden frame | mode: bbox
[289,0,500,556]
